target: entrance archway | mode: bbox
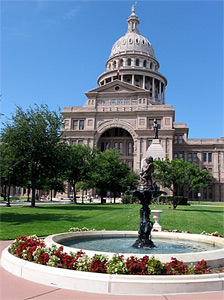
[97,127,134,169]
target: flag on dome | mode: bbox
[117,59,120,76]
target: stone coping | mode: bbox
[1,244,224,295]
[45,231,224,267]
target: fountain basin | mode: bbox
[45,231,224,267]
[1,231,224,295]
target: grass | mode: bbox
[0,203,223,240]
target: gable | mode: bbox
[85,80,147,96]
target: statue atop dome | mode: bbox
[132,2,137,14]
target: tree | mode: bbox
[0,104,65,207]
[86,149,138,204]
[186,163,212,194]
[154,158,211,209]
[65,144,98,203]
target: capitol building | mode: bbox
[62,6,223,202]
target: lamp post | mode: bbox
[27,181,31,202]
[6,167,13,207]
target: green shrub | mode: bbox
[147,256,164,275]
[121,195,138,204]
[152,196,188,206]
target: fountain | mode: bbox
[125,182,166,249]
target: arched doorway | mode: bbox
[97,127,134,169]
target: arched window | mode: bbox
[113,61,116,69]
[136,58,139,66]
[120,59,124,67]
[128,58,131,66]
[108,63,111,70]
[143,60,147,68]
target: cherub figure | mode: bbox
[140,156,154,186]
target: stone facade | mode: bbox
[61,6,224,202]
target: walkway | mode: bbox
[0,241,223,300]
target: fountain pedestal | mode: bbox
[127,184,165,249]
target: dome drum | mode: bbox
[106,56,159,72]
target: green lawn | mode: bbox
[0,203,223,240]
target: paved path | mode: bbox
[0,241,224,300]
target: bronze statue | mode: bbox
[140,156,154,186]
[153,119,158,139]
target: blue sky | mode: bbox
[1,0,223,139]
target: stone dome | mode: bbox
[110,5,155,59]
[110,33,155,58]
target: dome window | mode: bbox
[136,38,139,44]
[136,59,139,66]
[129,38,133,44]
[113,61,116,69]
[115,86,120,91]
[128,58,132,66]
[143,60,147,68]
[120,59,124,67]
[142,40,145,45]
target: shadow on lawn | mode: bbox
[23,204,125,211]
[0,212,86,224]
[176,208,224,214]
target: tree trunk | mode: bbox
[172,189,176,210]
[31,182,36,207]
[73,184,76,203]
[100,190,105,204]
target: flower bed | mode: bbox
[9,235,210,276]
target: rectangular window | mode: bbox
[119,142,123,155]
[193,153,198,163]
[148,119,154,129]
[174,153,178,160]
[188,153,192,163]
[202,153,207,162]
[128,142,132,155]
[178,134,183,143]
[78,140,83,145]
[208,153,212,162]
[79,120,84,130]
[105,142,110,150]
[179,153,184,160]
[73,120,78,130]
[114,142,118,151]
[174,135,178,144]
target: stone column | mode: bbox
[132,74,135,85]
[159,81,162,102]
[152,78,155,102]
[163,86,165,103]
[143,75,145,89]
[136,138,142,172]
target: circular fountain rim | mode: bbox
[1,232,224,295]
[44,230,224,267]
